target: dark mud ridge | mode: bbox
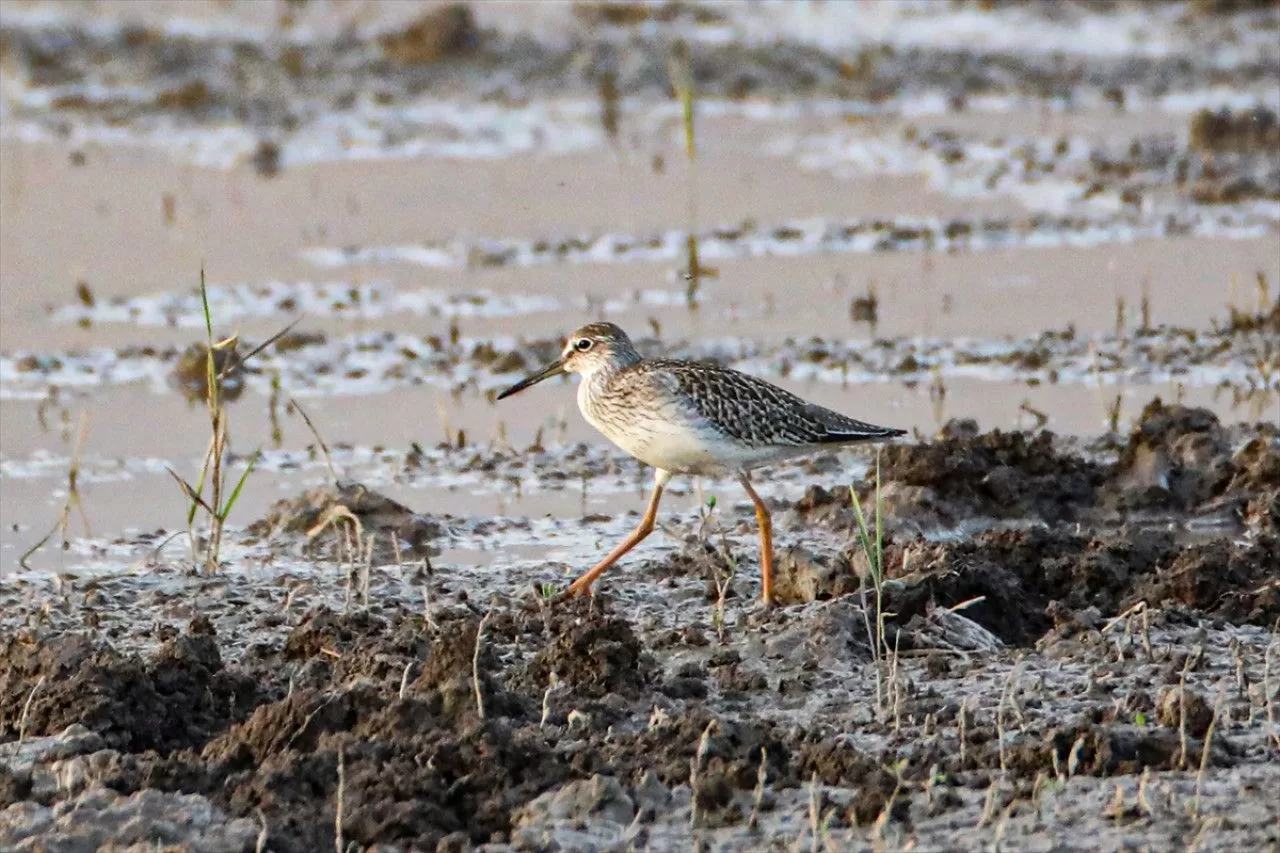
[2,401,1279,851]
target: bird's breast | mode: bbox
[578,377,728,474]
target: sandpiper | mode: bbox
[497,322,906,607]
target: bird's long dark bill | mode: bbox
[495,357,566,400]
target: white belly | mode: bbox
[577,380,791,475]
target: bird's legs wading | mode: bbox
[738,473,775,607]
[564,469,671,599]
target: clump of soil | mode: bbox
[851,418,1106,524]
[1215,279,1280,334]
[0,620,259,754]
[4,522,1275,850]
[378,4,479,65]
[1130,535,1280,624]
[246,481,446,558]
[879,527,1280,644]
[582,708,792,807]
[795,404,1277,535]
[1187,0,1278,15]
[771,546,864,606]
[515,607,651,700]
[573,0,728,27]
[170,339,246,403]
[181,685,566,851]
[1104,399,1280,518]
[1107,399,1232,510]
[1188,107,1280,153]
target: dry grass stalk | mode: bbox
[306,505,363,542]
[689,719,717,828]
[359,533,374,608]
[334,745,346,853]
[398,661,414,700]
[341,523,355,613]
[991,798,1017,852]
[17,675,46,744]
[871,763,906,844]
[1066,735,1085,778]
[1187,815,1225,853]
[268,372,284,447]
[888,628,904,731]
[929,367,947,427]
[20,412,92,570]
[804,771,821,852]
[996,666,1021,773]
[1264,623,1280,752]
[472,609,492,721]
[1191,693,1225,817]
[1177,669,1191,770]
[1232,638,1249,699]
[255,809,269,853]
[421,576,439,633]
[696,499,737,642]
[289,395,338,483]
[976,776,999,829]
[1030,771,1048,820]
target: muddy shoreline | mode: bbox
[2,1,1280,850]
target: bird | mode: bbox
[496,322,906,607]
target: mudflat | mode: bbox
[1,2,1278,851]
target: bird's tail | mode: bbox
[809,405,907,443]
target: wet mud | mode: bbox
[4,402,1278,851]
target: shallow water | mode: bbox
[0,1,1277,566]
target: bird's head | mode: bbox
[496,322,640,399]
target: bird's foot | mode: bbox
[553,577,595,605]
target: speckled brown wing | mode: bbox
[650,360,905,448]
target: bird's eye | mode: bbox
[574,338,594,352]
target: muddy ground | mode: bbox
[2,400,1278,852]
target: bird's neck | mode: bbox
[577,360,628,413]
[581,363,619,394]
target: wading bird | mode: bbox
[497,322,905,607]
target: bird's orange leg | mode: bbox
[738,474,775,607]
[563,471,669,599]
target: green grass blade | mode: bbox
[199,267,220,411]
[218,448,261,521]
[849,484,875,579]
[199,266,214,339]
